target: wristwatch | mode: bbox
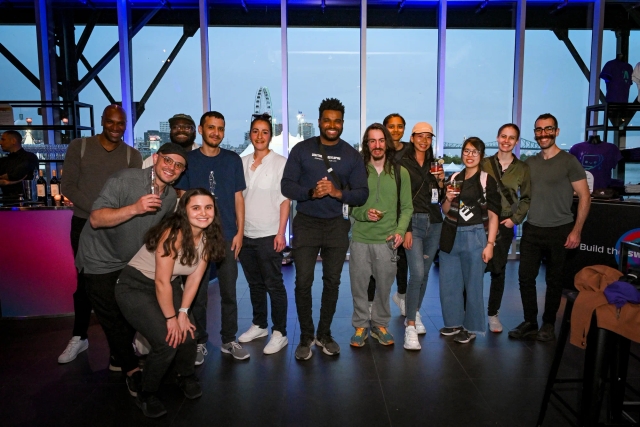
[178,307,189,314]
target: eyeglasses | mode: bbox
[367,138,386,145]
[533,126,556,135]
[171,124,194,131]
[412,132,433,140]
[463,149,480,157]
[160,155,186,171]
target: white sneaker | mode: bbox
[415,312,427,335]
[404,326,421,350]
[263,331,288,355]
[58,336,88,363]
[238,324,268,343]
[392,293,406,316]
[488,314,503,333]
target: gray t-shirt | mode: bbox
[525,150,586,228]
[75,167,177,274]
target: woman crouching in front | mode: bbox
[439,137,500,344]
[115,188,225,417]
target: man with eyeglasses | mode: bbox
[508,113,590,342]
[75,142,188,397]
[58,105,143,367]
[141,114,199,169]
[175,111,249,361]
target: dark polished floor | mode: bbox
[2,260,640,427]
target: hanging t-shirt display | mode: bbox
[601,58,633,103]
[569,141,623,189]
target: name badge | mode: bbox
[431,188,439,204]
[342,203,349,219]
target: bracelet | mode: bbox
[487,241,496,247]
[178,308,189,314]
[165,314,176,320]
[276,233,285,237]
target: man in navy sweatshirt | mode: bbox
[281,98,368,360]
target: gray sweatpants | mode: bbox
[349,241,397,328]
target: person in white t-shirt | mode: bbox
[237,113,290,354]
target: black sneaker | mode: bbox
[439,326,462,336]
[508,321,539,339]
[177,375,202,399]
[315,335,340,356]
[126,370,143,397]
[135,392,167,418]
[536,323,556,342]
[295,337,313,361]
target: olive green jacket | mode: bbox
[481,154,531,224]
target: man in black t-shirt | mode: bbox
[0,130,38,198]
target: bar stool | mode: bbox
[537,289,580,426]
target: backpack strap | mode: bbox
[80,138,87,159]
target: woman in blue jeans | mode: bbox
[115,188,225,417]
[439,138,500,344]
[399,122,444,351]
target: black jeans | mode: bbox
[367,245,407,301]
[116,266,196,393]
[71,215,92,339]
[238,235,287,335]
[216,240,239,344]
[83,269,139,373]
[292,212,351,341]
[486,219,515,316]
[188,264,211,345]
[518,221,573,325]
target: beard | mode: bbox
[535,134,556,149]
[371,149,385,161]
[203,137,222,149]
[171,132,196,148]
[319,127,342,142]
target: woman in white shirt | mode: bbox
[237,113,291,355]
[115,188,225,418]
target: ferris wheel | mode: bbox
[254,86,272,116]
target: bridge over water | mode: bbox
[443,138,540,151]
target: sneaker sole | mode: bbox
[220,348,250,360]
[295,349,313,360]
[194,357,205,366]
[108,363,122,372]
[238,330,268,343]
[454,334,476,344]
[264,338,289,355]
[314,339,340,356]
[489,327,503,333]
[403,342,421,350]
[135,400,167,418]
[415,327,427,335]
[58,341,89,364]
[370,331,394,346]
[440,328,462,336]
[350,335,367,348]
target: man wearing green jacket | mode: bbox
[349,123,413,347]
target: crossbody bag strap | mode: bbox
[489,156,517,207]
[317,137,343,190]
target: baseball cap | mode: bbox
[168,114,195,128]
[157,143,189,164]
[411,122,435,136]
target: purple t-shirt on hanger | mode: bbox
[601,58,633,103]
[569,141,623,189]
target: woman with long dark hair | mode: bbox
[439,137,500,344]
[115,188,225,418]
[399,122,445,350]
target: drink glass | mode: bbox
[150,169,159,195]
[387,239,399,262]
[448,180,463,195]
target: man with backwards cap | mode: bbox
[75,142,189,398]
[142,114,199,169]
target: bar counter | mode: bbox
[0,205,76,317]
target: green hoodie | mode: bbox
[351,163,413,244]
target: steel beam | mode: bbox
[75,11,99,60]
[199,0,211,112]
[360,0,366,139]
[0,42,40,89]
[588,0,605,133]
[117,0,134,145]
[512,0,525,159]
[34,0,57,146]
[136,26,197,119]
[435,0,447,157]
[79,55,116,104]
[74,8,160,97]
[281,0,289,156]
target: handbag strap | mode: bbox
[489,156,517,207]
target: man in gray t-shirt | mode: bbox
[508,113,590,342]
[76,143,188,397]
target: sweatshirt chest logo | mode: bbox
[312,153,341,162]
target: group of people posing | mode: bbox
[54,97,591,418]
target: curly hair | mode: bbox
[361,123,396,176]
[144,188,225,266]
[319,98,345,118]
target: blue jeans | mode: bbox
[439,224,487,334]
[405,213,442,322]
